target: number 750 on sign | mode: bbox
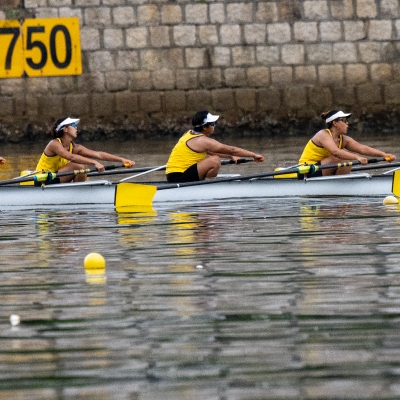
[0,17,82,78]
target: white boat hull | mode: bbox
[0,173,393,209]
[153,173,393,203]
[0,180,117,208]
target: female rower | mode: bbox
[298,110,396,177]
[35,117,135,184]
[166,110,264,183]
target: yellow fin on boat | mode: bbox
[115,182,157,210]
[273,168,297,179]
[392,170,400,197]
[19,170,35,185]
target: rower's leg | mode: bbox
[58,163,87,183]
[321,156,351,176]
[197,156,221,180]
[335,165,352,175]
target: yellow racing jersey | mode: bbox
[36,138,73,172]
[166,130,207,174]
[299,129,343,164]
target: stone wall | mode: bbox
[0,0,400,141]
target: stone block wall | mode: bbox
[0,0,400,141]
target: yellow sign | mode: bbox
[0,17,82,78]
[0,20,23,78]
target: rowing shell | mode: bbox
[154,173,393,203]
[0,173,393,210]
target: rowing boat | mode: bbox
[154,173,393,203]
[0,172,393,210]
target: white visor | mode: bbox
[195,113,219,127]
[326,111,351,123]
[56,117,80,132]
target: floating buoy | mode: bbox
[84,253,106,270]
[84,253,106,284]
[383,195,398,205]
[9,314,20,326]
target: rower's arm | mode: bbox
[317,132,366,162]
[48,141,104,170]
[75,146,135,166]
[200,138,264,162]
[344,137,396,160]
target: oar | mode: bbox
[87,165,162,177]
[118,158,257,182]
[9,170,42,182]
[155,157,389,190]
[223,158,254,165]
[0,158,255,187]
[115,157,389,209]
[352,161,400,173]
[0,163,130,186]
[87,158,254,179]
[119,165,167,182]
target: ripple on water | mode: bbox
[0,198,400,398]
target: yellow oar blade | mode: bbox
[115,182,157,210]
[392,170,400,197]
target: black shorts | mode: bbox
[166,164,199,183]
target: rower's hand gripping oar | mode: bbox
[0,163,131,186]
[115,157,390,209]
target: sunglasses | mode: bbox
[205,122,216,127]
[337,118,348,123]
[70,123,77,128]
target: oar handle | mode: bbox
[365,157,389,163]
[221,158,254,165]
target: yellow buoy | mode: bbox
[383,195,398,205]
[84,252,106,270]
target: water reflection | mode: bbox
[0,199,400,398]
